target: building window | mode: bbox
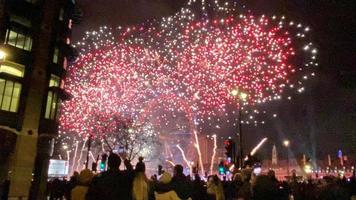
[0,79,22,112]
[45,74,61,119]
[53,47,59,64]
[5,29,32,51]
[10,15,32,28]
[44,90,59,119]
[59,8,64,21]
[0,62,25,78]
[49,74,60,87]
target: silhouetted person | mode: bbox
[207,175,225,200]
[132,157,153,200]
[253,175,283,200]
[86,152,133,200]
[71,169,93,200]
[1,180,10,200]
[191,174,206,200]
[65,171,79,200]
[237,168,252,200]
[171,164,192,200]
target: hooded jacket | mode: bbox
[71,169,93,200]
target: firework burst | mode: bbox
[57,1,317,173]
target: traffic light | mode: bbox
[224,139,235,162]
[218,161,226,175]
[100,153,108,171]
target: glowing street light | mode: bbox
[283,140,290,147]
[0,50,7,60]
[283,139,290,177]
[304,164,312,174]
[230,89,248,101]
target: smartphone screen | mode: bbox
[253,167,262,175]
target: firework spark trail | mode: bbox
[76,138,88,172]
[166,160,176,167]
[164,142,174,159]
[250,137,268,156]
[71,141,79,174]
[66,151,70,161]
[101,143,107,154]
[176,144,192,175]
[193,130,205,176]
[210,134,217,175]
[89,151,96,162]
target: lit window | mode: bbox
[15,33,26,49]
[68,19,73,29]
[5,29,32,51]
[49,74,60,87]
[44,91,59,120]
[7,30,17,46]
[10,15,31,27]
[0,62,25,77]
[53,47,59,64]
[0,79,22,112]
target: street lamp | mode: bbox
[283,140,290,147]
[283,139,290,177]
[230,88,248,168]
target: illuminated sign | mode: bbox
[48,159,69,177]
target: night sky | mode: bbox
[72,0,356,160]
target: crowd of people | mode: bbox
[47,152,356,200]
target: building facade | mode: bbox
[0,0,78,198]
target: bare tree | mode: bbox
[104,116,158,161]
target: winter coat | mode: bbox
[132,172,150,200]
[86,169,134,200]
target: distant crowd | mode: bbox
[47,152,356,200]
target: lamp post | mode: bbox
[85,135,92,169]
[230,89,248,169]
[283,139,290,177]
